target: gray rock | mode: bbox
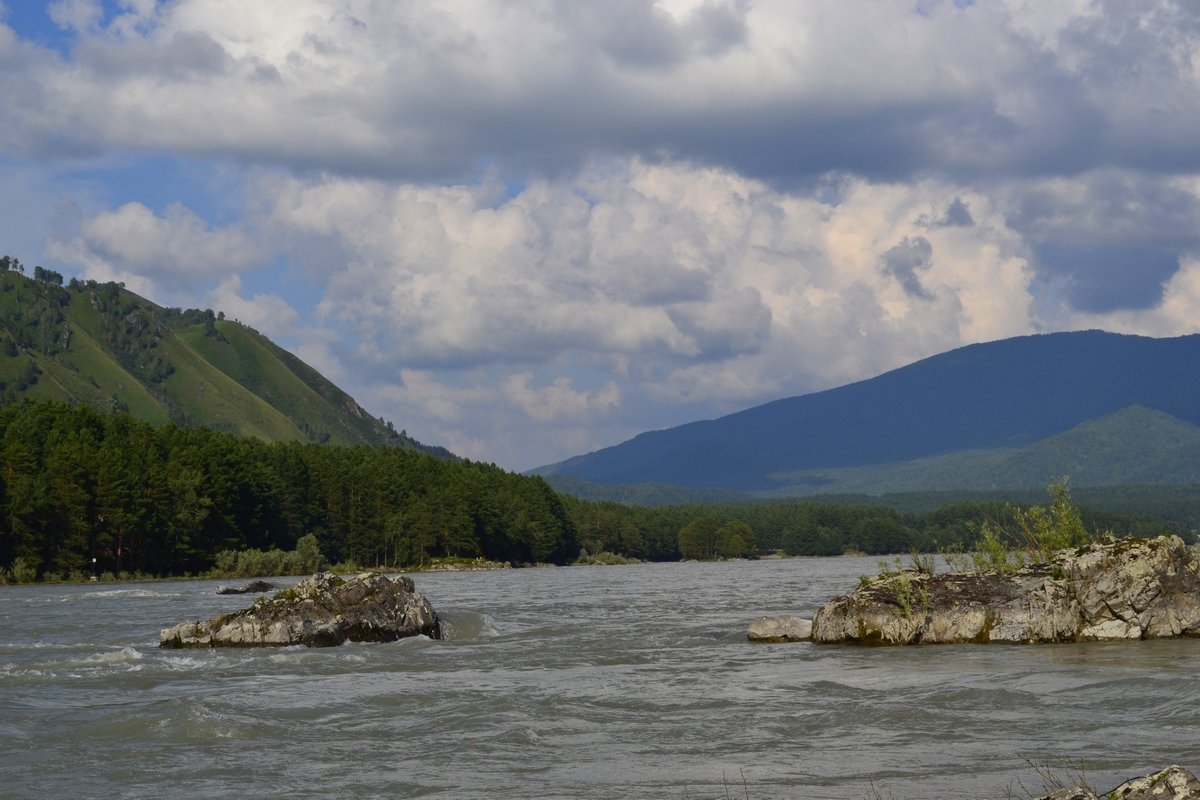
[161,572,441,648]
[812,535,1200,645]
[747,615,812,642]
[1035,766,1200,800]
[215,580,275,595]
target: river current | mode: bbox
[1,557,1197,799]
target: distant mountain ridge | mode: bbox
[757,405,1200,496]
[535,330,1200,494]
[0,265,449,455]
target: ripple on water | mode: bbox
[2,562,1199,800]
[1,645,148,682]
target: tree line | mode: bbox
[0,400,577,580]
[0,400,1188,582]
[559,488,1187,562]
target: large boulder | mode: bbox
[1036,765,1200,800]
[747,615,812,642]
[812,535,1200,645]
[161,572,441,648]
[216,579,275,595]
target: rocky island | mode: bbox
[161,572,441,648]
[1035,765,1200,800]
[810,535,1200,645]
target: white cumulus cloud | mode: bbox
[7,0,1200,469]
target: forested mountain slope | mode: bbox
[536,331,1200,492]
[758,405,1200,496]
[0,259,447,455]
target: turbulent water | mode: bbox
[2,557,1197,799]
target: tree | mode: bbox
[294,533,324,573]
[716,520,755,558]
[678,517,720,560]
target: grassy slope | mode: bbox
[157,333,303,441]
[179,321,389,445]
[53,309,172,423]
[0,271,439,449]
[0,273,168,421]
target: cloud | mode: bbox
[503,373,622,423]
[880,236,934,299]
[0,0,1195,184]
[938,197,975,227]
[207,275,300,338]
[1070,256,1200,338]
[1002,169,1200,312]
[258,159,1037,425]
[7,1,1200,470]
[69,201,264,279]
[48,0,101,33]
[550,0,749,70]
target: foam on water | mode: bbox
[267,645,368,666]
[158,653,210,671]
[76,646,144,666]
[77,585,175,597]
[2,640,83,652]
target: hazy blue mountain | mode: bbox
[535,331,1200,492]
[758,405,1200,496]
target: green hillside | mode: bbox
[0,263,446,454]
[179,321,408,446]
[763,405,1200,496]
[545,407,1200,508]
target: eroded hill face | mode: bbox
[0,268,448,456]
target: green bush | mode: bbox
[294,534,325,573]
[968,522,1026,574]
[209,535,328,578]
[1013,479,1088,561]
[861,555,931,617]
[213,550,238,574]
[946,479,1092,575]
[11,556,37,583]
[573,550,642,565]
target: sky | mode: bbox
[3,0,1200,471]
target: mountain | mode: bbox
[759,405,1200,496]
[0,265,449,455]
[535,331,1200,493]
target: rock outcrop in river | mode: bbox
[812,535,1200,645]
[215,579,275,595]
[747,615,812,642]
[1035,765,1200,800]
[161,572,441,648]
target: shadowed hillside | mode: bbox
[536,331,1200,492]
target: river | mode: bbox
[1,556,1197,799]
